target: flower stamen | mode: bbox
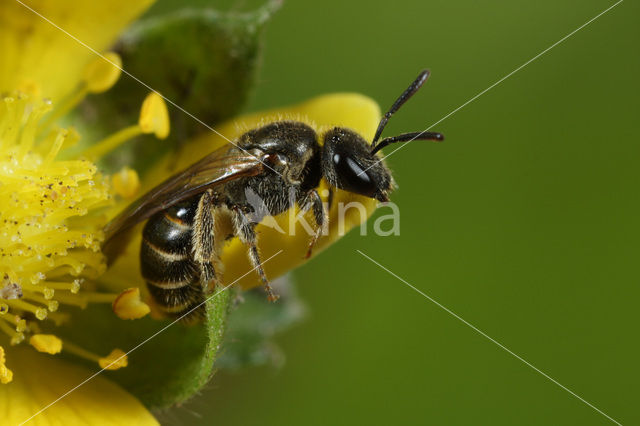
[19,99,52,155]
[113,288,150,320]
[0,319,24,345]
[38,52,123,134]
[41,280,81,294]
[0,92,148,379]
[48,290,122,309]
[24,293,59,312]
[6,299,48,321]
[82,92,170,160]
[138,92,170,139]
[62,340,128,371]
[3,314,27,333]
[25,285,55,300]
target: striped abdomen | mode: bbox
[140,197,205,321]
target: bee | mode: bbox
[103,70,444,321]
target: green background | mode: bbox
[156,0,638,424]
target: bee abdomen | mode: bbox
[142,206,195,256]
[140,241,195,282]
[141,200,204,320]
[145,278,205,321]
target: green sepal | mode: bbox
[52,286,231,409]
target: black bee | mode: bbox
[103,70,444,321]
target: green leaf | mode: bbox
[79,1,280,173]
[54,286,231,409]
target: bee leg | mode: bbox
[232,207,279,302]
[301,189,327,259]
[192,190,217,289]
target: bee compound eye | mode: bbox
[332,153,377,198]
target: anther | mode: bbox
[112,288,150,320]
[112,167,141,199]
[29,334,63,354]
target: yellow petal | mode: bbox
[0,0,154,100]
[0,346,158,425]
[102,94,381,293]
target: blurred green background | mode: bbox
[152,0,638,424]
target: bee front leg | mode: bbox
[192,190,217,289]
[301,189,328,259]
[232,206,279,302]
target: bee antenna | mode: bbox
[371,69,431,149]
[371,131,444,155]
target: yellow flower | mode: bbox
[0,0,159,424]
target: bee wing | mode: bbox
[103,146,265,261]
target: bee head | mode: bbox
[322,128,394,202]
[322,69,444,202]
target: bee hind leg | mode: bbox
[192,190,217,290]
[301,189,328,259]
[232,206,279,302]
